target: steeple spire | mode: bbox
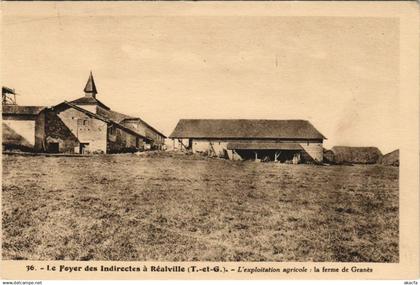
[83,71,97,98]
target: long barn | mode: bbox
[169,119,326,163]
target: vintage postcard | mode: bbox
[0,1,419,281]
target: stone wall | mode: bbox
[107,126,139,153]
[44,107,107,153]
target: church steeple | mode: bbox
[83,71,97,98]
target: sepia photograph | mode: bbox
[1,2,416,278]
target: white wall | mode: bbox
[172,138,190,151]
[3,120,35,146]
[192,139,229,157]
[299,142,323,162]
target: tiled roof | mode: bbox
[97,108,133,123]
[2,105,45,115]
[121,117,166,138]
[170,119,326,140]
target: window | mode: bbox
[77,119,89,127]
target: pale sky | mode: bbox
[2,6,400,153]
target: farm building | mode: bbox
[2,86,45,152]
[2,73,166,153]
[331,146,382,164]
[2,105,45,152]
[42,101,149,154]
[169,119,326,163]
[117,117,166,150]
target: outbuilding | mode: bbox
[2,105,45,151]
[169,119,326,163]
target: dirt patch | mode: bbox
[2,152,399,262]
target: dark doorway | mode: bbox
[47,142,59,153]
[79,143,90,154]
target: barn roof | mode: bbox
[169,119,326,140]
[227,142,302,150]
[2,105,45,116]
[97,108,133,123]
[97,109,166,138]
[121,117,167,138]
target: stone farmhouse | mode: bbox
[2,73,166,154]
[169,119,326,162]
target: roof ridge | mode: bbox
[170,119,325,139]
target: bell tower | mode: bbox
[83,71,97,98]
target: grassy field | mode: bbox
[2,152,399,262]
